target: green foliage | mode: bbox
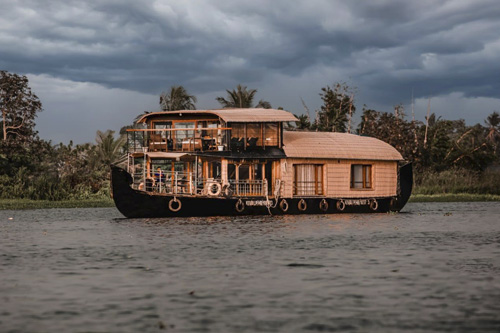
[1,71,42,141]
[313,82,356,132]
[294,114,311,130]
[216,84,271,109]
[414,168,500,195]
[159,85,197,111]
[409,193,500,202]
[0,126,124,201]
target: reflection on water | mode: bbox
[1,202,500,332]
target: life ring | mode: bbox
[369,199,378,211]
[319,199,328,212]
[235,199,245,213]
[279,199,289,212]
[297,199,307,211]
[336,200,345,211]
[168,198,181,212]
[207,182,221,196]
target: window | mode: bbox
[264,123,278,146]
[293,164,323,196]
[246,123,261,147]
[351,164,372,189]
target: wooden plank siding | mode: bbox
[280,158,397,198]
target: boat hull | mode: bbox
[111,164,412,218]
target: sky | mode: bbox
[1,0,500,144]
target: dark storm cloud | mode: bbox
[1,0,500,116]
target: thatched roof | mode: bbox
[136,108,298,123]
[283,131,403,161]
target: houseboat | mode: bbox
[111,108,412,218]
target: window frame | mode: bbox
[293,164,324,196]
[350,164,373,190]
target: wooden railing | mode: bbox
[130,170,268,197]
[126,128,231,153]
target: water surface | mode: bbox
[1,202,499,332]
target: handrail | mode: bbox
[131,171,268,197]
[126,127,231,132]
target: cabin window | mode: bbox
[246,123,262,147]
[153,122,172,139]
[293,164,323,196]
[174,122,195,150]
[264,123,278,146]
[351,164,372,189]
[230,123,245,149]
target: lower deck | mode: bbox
[123,152,401,200]
[111,161,412,218]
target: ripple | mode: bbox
[1,203,500,332]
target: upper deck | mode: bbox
[127,108,298,155]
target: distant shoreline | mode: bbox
[409,193,500,202]
[1,194,499,210]
[0,199,115,210]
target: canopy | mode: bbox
[136,108,298,123]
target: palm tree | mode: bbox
[94,130,126,165]
[216,84,271,109]
[159,85,197,111]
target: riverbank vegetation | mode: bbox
[1,71,499,207]
[0,198,114,210]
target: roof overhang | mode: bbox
[146,152,188,160]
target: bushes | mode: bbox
[414,168,500,195]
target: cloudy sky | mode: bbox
[1,0,500,144]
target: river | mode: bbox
[1,202,499,332]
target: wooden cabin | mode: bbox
[124,108,404,203]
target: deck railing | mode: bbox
[130,170,268,197]
[228,179,268,197]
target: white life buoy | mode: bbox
[207,182,221,196]
[336,200,345,211]
[169,198,181,212]
[369,199,378,211]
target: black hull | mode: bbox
[110,165,413,218]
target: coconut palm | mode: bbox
[159,85,197,111]
[216,84,271,109]
[94,130,126,165]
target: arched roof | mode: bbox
[283,131,403,161]
[137,108,298,123]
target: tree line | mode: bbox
[1,70,499,200]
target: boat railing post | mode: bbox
[159,169,162,193]
[263,179,267,196]
[189,172,193,194]
[174,172,178,195]
[194,156,198,194]
[142,147,147,191]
